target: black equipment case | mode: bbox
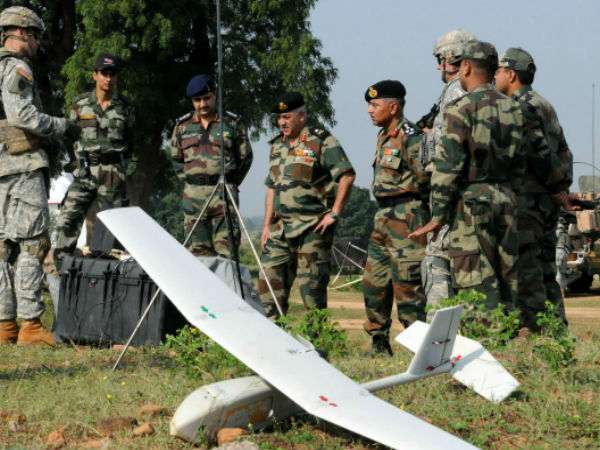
[53,256,188,346]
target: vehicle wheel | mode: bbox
[567,273,593,293]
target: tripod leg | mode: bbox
[225,183,284,317]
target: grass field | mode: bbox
[0,278,598,450]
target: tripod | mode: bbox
[112,0,282,371]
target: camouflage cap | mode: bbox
[433,29,476,61]
[449,40,497,65]
[0,6,44,32]
[498,47,536,74]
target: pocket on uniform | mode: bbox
[290,157,315,182]
[379,155,401,170]
[81,118,98,140]
[398,260,421,283]
[448,248,482,288]
[108,116,126,140]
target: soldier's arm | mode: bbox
[233,120,253,185]
[406,133,431,199]
[169,125,185,181]
[321,135,355,182]
[125,106,137,176]
[0,60,67,137]
[261,187,275,250]
[430,106,467,224]
[521,104,567,194]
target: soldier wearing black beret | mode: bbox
[258,91,356,318]
[362,80,429,356]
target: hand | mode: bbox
[422,127,431,133]
[261,225,270,251]
[551,191,582,211]
[408,221,442,241]
[64,119,82,141]
[314,214,336,235]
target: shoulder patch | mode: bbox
[402,122,420,137]
[269,132,283,144]
[176,111,193,124]
[309,126,331,140]
[116,93,132,105]
[17,66,32,81]
[224,110,240,120]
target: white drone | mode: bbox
[100,207,520,450]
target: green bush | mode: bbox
[533,301,576,370]
[432,290,520,349]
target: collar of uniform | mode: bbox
[382,117,403,139]
[90,89,119,108]
[284,125,310,145]
[470,82,495,94]
[192,112,219,125]
[512,84,533,100]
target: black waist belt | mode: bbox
[376,194,420,208]
[86,152,123,166]
[185,174,228,185]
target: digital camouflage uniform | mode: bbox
[54,90,135,263]
[431,83,525,310]
[512,85,571,327]
[555,215,571,291]
[420,76,466,316]
[0,49,68,320]
[363,118,429,338]
[258,126,354,316]
[170,111,252,257]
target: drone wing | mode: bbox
[99,207,479,450]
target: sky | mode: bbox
[238,0,600,217]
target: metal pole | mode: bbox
[593,84,596,194]
[224,183,284,317]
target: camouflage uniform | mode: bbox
[420,76,466,315]
[363,118,429,338]
[258,126,354,316]
[0,49,68,320]
[431,82,525,310]
[512,85,571,327]
[55,90,135,262]
[170,110,252,257]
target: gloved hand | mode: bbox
[64,119,82,141]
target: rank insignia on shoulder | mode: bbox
[309,127,330,140]
[225,110,240,120]
[17,67,32,81]
[402,122,418,137]
[175,112,193,124]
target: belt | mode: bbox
[86,152,123,166]
[185,174,227,185]
[376,194,420,208]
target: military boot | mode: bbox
[17,319,55,346]
[366,335,393,357]
[0,320,19,344]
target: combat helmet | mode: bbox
[0,6,44,44]
[433,29,476,62]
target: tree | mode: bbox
[334,185,377,243]
[60,0,338,207]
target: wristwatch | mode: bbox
[329,210,338,220]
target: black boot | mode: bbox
[366,335,393,357]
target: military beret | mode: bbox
[498,47,536,74]
[271,92,304,113]
[186,74,217,97]
[364,80,406,102]
[94,53,119,71]
[449,40,497,65]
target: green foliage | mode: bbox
[334,186,377,242]
[292,308,348,356]
[434,290,521,349]
[534,301,576,370]
[162,325,251,380]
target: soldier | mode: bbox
[362,81,429,356]
[54,53,135,269]
[419,30,475,317]
[258,92,355,317]
[0,6,80,345]
[409,41,526,311]
[494,47,578,329]
[170,74,252,258]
